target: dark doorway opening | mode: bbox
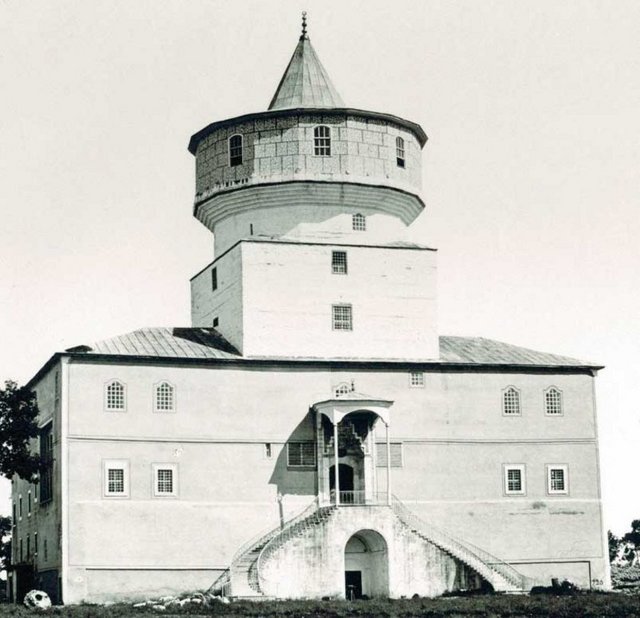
[329,463,354,491]
[345,570,362,600]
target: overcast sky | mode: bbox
[1,1,638,534]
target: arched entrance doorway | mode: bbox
[344,530,389,599]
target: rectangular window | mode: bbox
[409,371,424,387]
[19,539,23,562]
[103,460,129,497]
[504,464,526,495]
[211,267,218,291]
[34,532,38,556]
[40,424,54,504]
[19,496,22,518]
[264,443,272,459]
[547,465,568,495]
[287,442,316,467]
[28,491,31,515]
[153,464,178,497]
[314,126,331,156]
[376,443,403,467]
[212,317,219,328]
[26,534,30,559]
[396,136,405,168]
[44,539,48,561]
[229,135,243,166]
[331,251,348,274]
[332,304,353,331]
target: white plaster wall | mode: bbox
[213,205,410,257]
[241,241,439,360]
[190,245,243,349]
[60,360,608,601]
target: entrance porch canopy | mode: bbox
[312,391,393,426]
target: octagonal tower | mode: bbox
[189,17,437,360]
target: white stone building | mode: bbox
[9,19,610,604]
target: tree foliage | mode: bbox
[0,515,11,570]
[623,520,640,550]
[0,380,41,482]
[609,530,621,562]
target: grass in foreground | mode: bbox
[3,592,640,618]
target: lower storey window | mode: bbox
[504,464,525,495]
[104,460,129,497]
[154,464,178,496]
[287,441,316,467]
[376,442,403,467]
[547,465,568,494]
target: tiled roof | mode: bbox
[439,336,595,367]
[268,35,344,110]
[69,328,597,368]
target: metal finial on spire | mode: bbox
[300,11,308,39]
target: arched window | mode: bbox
[502,386,521,416]
[229,134,243,167]
[105,380,125,411]
[545,387,563,415]
[352,213,366,231]
[396,136,405,168]
[155,381,175,412]
[314,126,331,156]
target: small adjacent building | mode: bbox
[8,17,610,604]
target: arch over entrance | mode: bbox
[344,530,389,599]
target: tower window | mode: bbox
[352,213,366,231]
[547,465,568,494]
[105,380,126,411]
[409,371,424,387]
[211,267,218,291]
[502,386,521,416]
[396,136,405,167]
[504,464,526,495]
[154,381,175,413]
[229,134,243,166]
[332,304,353,331]
[332,251,348,274]
[545,387,563,416]
[314,126,331,156]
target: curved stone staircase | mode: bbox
[209,496,529,598]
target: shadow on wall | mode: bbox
[268,410,317,497]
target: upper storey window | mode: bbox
[154,382,175,413]
[396,136,405,168]
[352,213,366,231]
[105,380,126,412]
[502,386,521,416]
[314,126,331,156]
[545,387,563,416]
[229,134,243,167]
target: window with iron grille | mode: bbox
[104,460,129,497]
[396,136,405,167]
[545,387,563,415]
[154,381,175,412]
[502,387,521,416]
[504,464,526,495]
[39,424,54,504]
[376,442,403,467]
[332,251,347,274]
[409,371,424,387]
[105,380,125,412]
[547,465,568,494]
[154,464,177,496]
[352,213,366,231]
[332,304,353,331]
[229,134,243,166]
[314,126,331,156]
[287,441,316,467]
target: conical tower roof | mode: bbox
[268,14,344,110]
